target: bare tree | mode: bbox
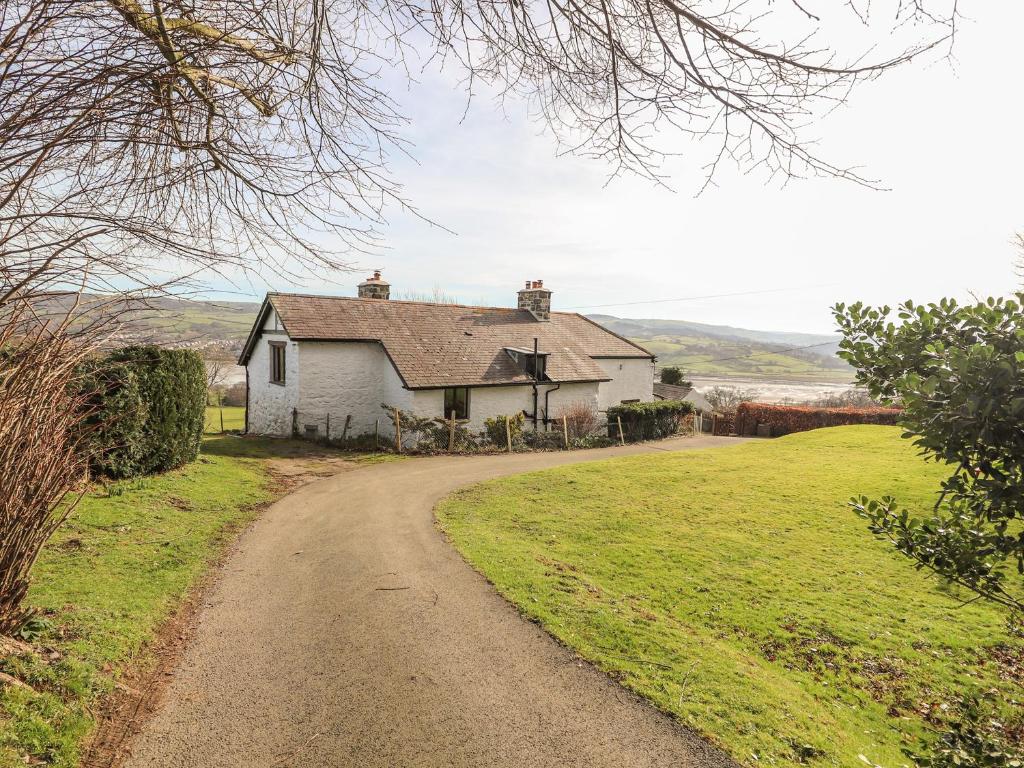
[704,385,760,413]
[2,1,957,315]
[0,0,957,632]
[395,286,461,304]
[0,307,95,633]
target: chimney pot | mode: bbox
[357,270,390,300]
[517,278,551,321]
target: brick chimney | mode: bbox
[357,270,390,300]
[517,279,552,321]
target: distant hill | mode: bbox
[106,297,851,382]
[588,314,851,382]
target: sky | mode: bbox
[208,3,1023,334]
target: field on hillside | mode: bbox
[107,297,855,384]
[437,427,1021,768]
[640,335,850,381]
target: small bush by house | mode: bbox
[483,412,526,448]
[607,400,694,442]
[735,402,901,437]
[555,401,599,439]
[85,346,207,478]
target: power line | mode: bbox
[565,283,839,311]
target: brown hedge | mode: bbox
[734,402,901,437]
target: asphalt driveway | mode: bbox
[125,436,744,768]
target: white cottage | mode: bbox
[238,274,655,439]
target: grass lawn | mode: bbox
[204,405,245,433]
[437,426,1022,768]
[0,435,355,767]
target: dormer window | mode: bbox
[505,347,548,380]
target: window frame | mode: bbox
[443,387,471,420]
[269,341,287,385]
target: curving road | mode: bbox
[126,436,744,768]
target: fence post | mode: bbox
[394,409,402,453]
[562,415,569,450]
[341,414,351,443]
[326,412,330,441]
[616,415,625,446]
[505,415,513,453]
[292,407,298,438]
[448,410,456,452]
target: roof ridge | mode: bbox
[267,290,591,318]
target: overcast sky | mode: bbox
[212,3,1022,334]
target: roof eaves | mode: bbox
[237,296,275,365]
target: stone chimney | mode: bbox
[517,279,552,321]
[357,270,390,300]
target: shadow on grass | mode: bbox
[201,434,401,463]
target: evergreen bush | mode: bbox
[483,413,525,447]
[88,346,206,478]
[606,400,693,441]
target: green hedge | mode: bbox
[606,399,694,442]
[85,346,206,478]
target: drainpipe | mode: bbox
[543,382,561,428]
[532,337,539,431]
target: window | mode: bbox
[443,387,470,420]
[504,347,549,380]
[269,342,286,385]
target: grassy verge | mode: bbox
[437,426,1021,768]
[204,405,245,433]
[0,435,345,767]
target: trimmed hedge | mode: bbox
[86,346,206,478]
[607,399,694,442]
[734,402,901,438]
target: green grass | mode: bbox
[636,335,850,381]
[204,405,245,433]
[437,426,1021,768]
[0,436,293,767]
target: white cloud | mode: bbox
[200,4,1023,334]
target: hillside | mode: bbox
[590,314,851,382]
[117,297,852,381]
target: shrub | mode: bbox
[659,366,691,387]
[523,429,564,451]
[483,413,525,448]
[555,400,599,439]
[89,346,206,478]
[78,359,146,478]
[606,400,694,442]
[734,402,901,437]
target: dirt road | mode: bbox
[125,436,744,768]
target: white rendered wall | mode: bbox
[246,318,300,436]
[595,358,655,411]
[295,341,413,440]
[412,381,599,434]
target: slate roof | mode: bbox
[653,382,712,412]
[239,293,653,389]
